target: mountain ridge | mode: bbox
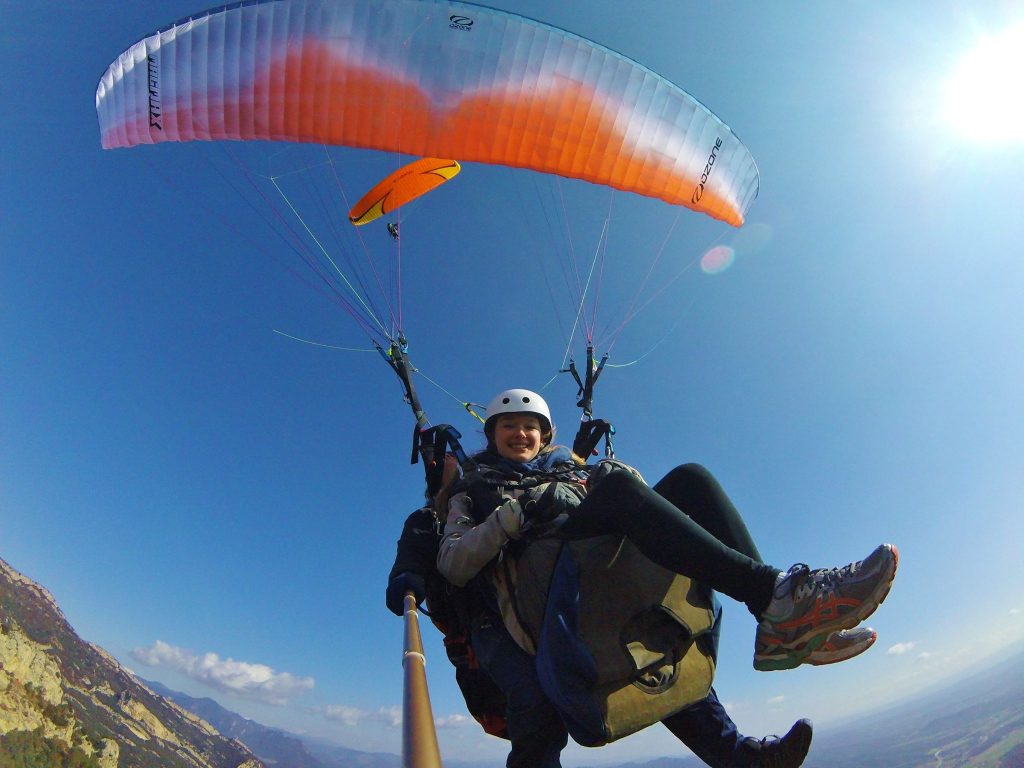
[3,553,1022,767]
[0,555,262,768]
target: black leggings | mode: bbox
[558,463,779,618]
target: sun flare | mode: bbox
[942,23,1024,144]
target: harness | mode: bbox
[415,423,473,499]
[455,461,589,524]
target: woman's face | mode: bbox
[492,413,544,462]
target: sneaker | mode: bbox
[755,626,878,671]
[754,544,898,667]
[739,718,813,767]
[806,626,877,666]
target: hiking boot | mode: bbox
[754,544,898,669]
[739,718,813,767]
[755,626,878,671]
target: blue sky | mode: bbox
[3,1,1024,764]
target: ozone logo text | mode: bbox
[692,138,723,204]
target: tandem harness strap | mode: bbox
[378,338,428,431]
[564,345,615,459]
[376,338,436,470]
[376,338,476,493]
[563,345,607,419]
[573,418,615,459]
[416,424,474,499]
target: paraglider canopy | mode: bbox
[94,0,761,455]
[95,0,758,226]
[349,158,461,226]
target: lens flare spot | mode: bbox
[701,245,735,274]
[733,221,773,256]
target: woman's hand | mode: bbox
[494,498,524,538]
[522,482,568,523]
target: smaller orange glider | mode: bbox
[348,158,461,226]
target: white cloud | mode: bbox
[373,706,402,727]
[918,652,932,661]
[767,696,785,706]
[323,704,367,726]
[131,640,314,705]
[435,714,474,729]
[887,642,917,656]
[133,640,193,669]
[323,706,471,729]
[323,705,402,727]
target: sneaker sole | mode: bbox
[755,545,898,669]
[805,628,877,666]
[754,627,878,672]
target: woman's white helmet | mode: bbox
[485,389,552,433]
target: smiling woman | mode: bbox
[942,23,1024,143]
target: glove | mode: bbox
[586,459,645,490]
[521,481,579,525]
[495,498,524,538]
[386,571,426,617]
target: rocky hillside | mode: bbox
[0,555,263,768]
[145,680,330,768]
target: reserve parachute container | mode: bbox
[515,535,720,746]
